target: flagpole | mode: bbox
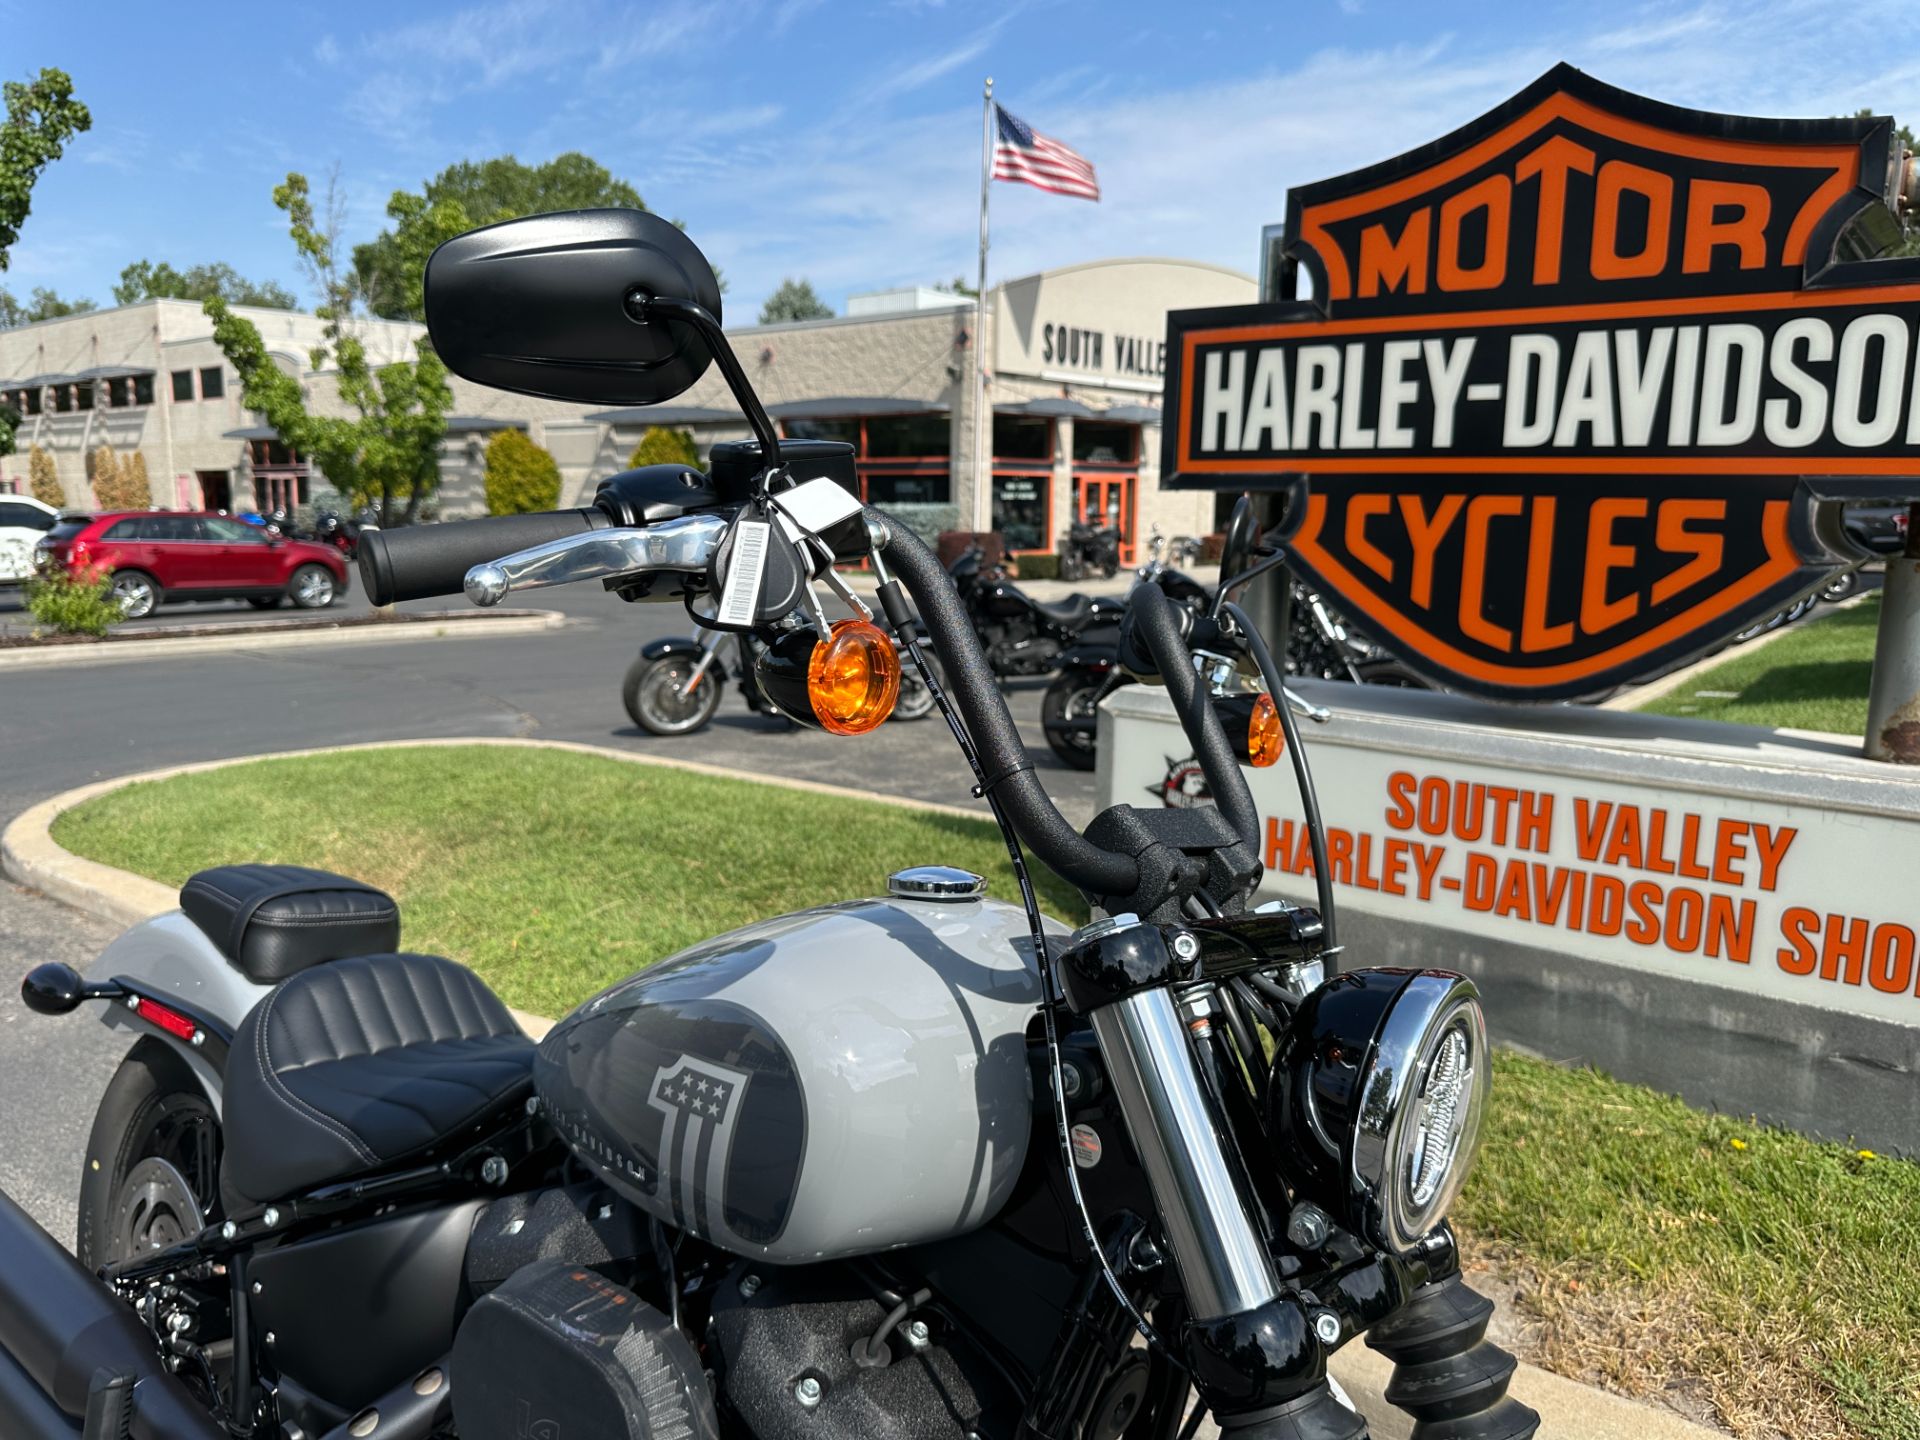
[973,76,993,534]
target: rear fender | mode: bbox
[1089,596,1127,624]
[640,636,712,662]
[83,912,270,1115]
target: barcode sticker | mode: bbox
[718,519,771,627]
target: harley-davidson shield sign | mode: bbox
[1163,65,1920,700]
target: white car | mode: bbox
[0,493,60,584]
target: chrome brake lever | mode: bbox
[1282,686,1332,723]
[465,515,729,606]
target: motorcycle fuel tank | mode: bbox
[534,891,1068,1264]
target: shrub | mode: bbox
[627,427,699,470]
[1013,551,1060,581]
[883,504,959,548]
[123,451,151,507]
[25,565,122,637]
[90,446,148,511]
[483,429,562,515]
[27,446,62,508]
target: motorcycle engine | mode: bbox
[985,625,1063,676]
[707,1267,1020,1439]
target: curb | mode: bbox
[3,740,1723,1440]
[0,609,565,670]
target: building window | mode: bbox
[865,414,949,459]
[75,382,94,412]
[199,367,225,400]
[106,377,129,407]
[1072,420,1137,465]
[22,387,41,415]
[992,473,1049,551]
[993,415,1052,461]
[133,374,154,406]
[866,473,951,505]
[171,370,194,402]
[52,385,72,414]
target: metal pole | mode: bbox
[1864,504,1920,762]
[973,77,994,534]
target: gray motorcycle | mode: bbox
[8,212,1533,1440]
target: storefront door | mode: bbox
[1074,473,1134,559]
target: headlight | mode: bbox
[1266,969,1490,1255]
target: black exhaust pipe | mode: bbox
[0,1187,224,1439]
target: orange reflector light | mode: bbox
[1248,692,1283,768]
[806,620,900,735]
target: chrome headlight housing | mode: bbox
[1267,968,1491,1255]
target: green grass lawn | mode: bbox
[53,746,1919,1440]
[1638,595,1880,735]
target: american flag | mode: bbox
[993,104,1100,201]
[648,1055,748,1242]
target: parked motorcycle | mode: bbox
[623,624,938,735]
[1042,533,1429,770]
[1058,520,1121,580]
[313,510,361,560]
[949,543,1125,679]
[9,211,1531,1440]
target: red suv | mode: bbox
[36,512,351,619]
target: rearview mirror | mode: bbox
[1219,494,1261,583]
[425,209,723,407]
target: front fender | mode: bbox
[640,636,712,662]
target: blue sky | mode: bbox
[4,0,1917,321]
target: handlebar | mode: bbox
[358,508,610,605]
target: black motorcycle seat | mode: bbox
[223,951,533,1205]
[181,864,401,985]
[1031,593,1095,629]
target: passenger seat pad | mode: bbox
[181,864,400,984]
[223,952,533,1205]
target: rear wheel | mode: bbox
[1821,569,1859,603]
[1042,671,1112,770]
[109,570,161,619]
[77,1041,222,1269]
[624,654,724,736]
[287,564,336,609]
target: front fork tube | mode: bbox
[683,639,723,694]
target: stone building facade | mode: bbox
[0,256,1254,557]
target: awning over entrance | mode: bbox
[582,405,745,426]
[223,425,280,441]
[767,397,951,419]
[1098,404,1161,425]
[444,415,528,432]
[74,364,156,381]
[997,397,1096,419]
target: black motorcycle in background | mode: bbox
[1042,532,1427,770]
[1057,520,1121,580]
[948,543,1124,679]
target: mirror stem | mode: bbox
[640,295,783,477]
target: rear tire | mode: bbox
[287,564,336,609]
[77,1040,222,1270]
[109,570,161,620]
[1042,672,1109,770]
[624,654,723,736]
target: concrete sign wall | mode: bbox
[1101,683,1920,1150]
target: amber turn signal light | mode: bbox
[1214,692,1284,768]
[754,620,901,734]
[808,620,900,734]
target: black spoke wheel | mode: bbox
[624,655,724,736]
[77,1041,222,1269]
[1042,673,1111,770]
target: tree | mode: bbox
[89,445,150,510]
[113,260,297,309]
[352,153,647,321]
[206,171,452,526]
[123,451,150,506]
[759,278,832,324]
[933,275,978,297]
[0,285,95,325]
[627,427,700,470]
[27,443,60,508]
[0,68,90,273]
[0,396,16,457]
[483,429,561,515]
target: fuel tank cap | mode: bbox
[888,866,988,901]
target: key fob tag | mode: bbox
[709,497,808,628]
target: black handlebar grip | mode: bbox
[357,508,610,605]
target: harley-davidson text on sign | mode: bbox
[1162,65,1920,699]
[1111,711,1920,1030]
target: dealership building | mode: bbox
[0,256,1254,556]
